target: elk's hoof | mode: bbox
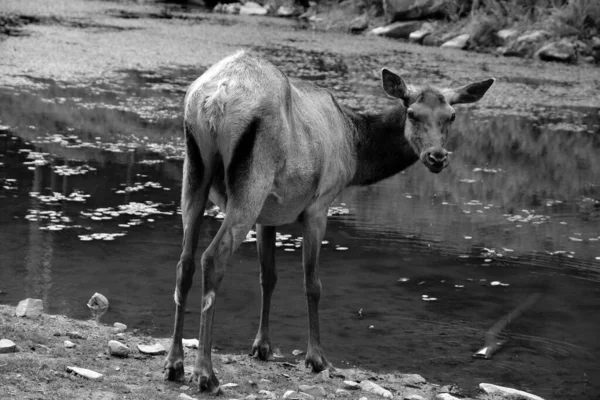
[305,349,332,373]
[164,358,185,382]
[251,337,272,361]
[191,367,221,394]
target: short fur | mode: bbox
[164,50,494,392]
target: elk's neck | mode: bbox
[344,105,419,186]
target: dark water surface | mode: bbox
[1,47,599,399]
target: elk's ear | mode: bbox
[381,68,410,100]
[442,78,495,105]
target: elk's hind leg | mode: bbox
[164,130,214,382]
[251,224,277,360]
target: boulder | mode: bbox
[383,0,451,23]
[359,380,393,399]
[137,343,166,355]
[66,366,104,380]
[496,29,518,45]
[536,39,576,63]
[87,292,109,315]
[276,5,301,17]
[109,340,131,357]
[436,394,460,400]
[408,21,434,43]
[479,383,545,400]
[15,298,43,318]
[0,339,16,353]
[441,34,470,49]
[240,2,268,15]
[368,21,421,39]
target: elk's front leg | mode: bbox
[301,207,333,372]
[251,224,277,360]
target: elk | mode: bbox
[164,50,494,393]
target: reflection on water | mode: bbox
[0,55,599,399]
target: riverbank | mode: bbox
[0,304,540,399]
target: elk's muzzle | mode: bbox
[421,147,448,174]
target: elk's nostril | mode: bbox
[428,151,447,163]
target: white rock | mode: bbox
[109,340,131,357]
[404,395,425,400]
[112,322,127,332]
[66,366,104,380]
[359,380,393,398]
[0,339,16,353]
[15,298,43,318]
[182,338,199,348]
[436,394,460,400]
[283,391,296,399]
[335,388,351,396]
[292,349,304,356]
[64,340,76,348]
[137,343,166,355]
[259,390,276,399]
[222,383,239,388]
[516,30,549,43]
[342,380,359,390]
[496,29,518,43]
[87,292,109,311]
[239,2,268,15]
[441,34,470,49]
[479,383,545,400]
[368,21,421,39]
[298,385,325,397]
[178,393,198,400]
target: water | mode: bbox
[0,47,599,399]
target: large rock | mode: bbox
[359,380,393,399]
[369,21,421,39]
[408,22,435,43]
[383,0,451,23]
[479,383,545,400]
[87,292,109,315]
[108,340,131,357]
[240,2,268,16]
[15,298,43,318]
[441,34,470,49]
[137,342,166,355]
[66,366,104,380]
[0,339,17,353]
[536,39,576,63]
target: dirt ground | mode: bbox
[0,305,512,400]
[0,0,599,115]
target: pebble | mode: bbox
[298,385,326,398]
[112,322,127,332]
[180,385,190,390]
[137,343,166,355]
[64,340,76,348]
[66,366,104,380]
[0,339,17,353]
[292,349,305,356]
[342,381,359,390]
[108,340,131,357]
[15,298,43,318]
[222,355,235,364]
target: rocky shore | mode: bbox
[0,302,546,400]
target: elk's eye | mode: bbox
[450,112,456,122]
[407,109,416,120]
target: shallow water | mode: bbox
[1,46,599,399]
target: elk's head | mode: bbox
[381,69,495,173]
